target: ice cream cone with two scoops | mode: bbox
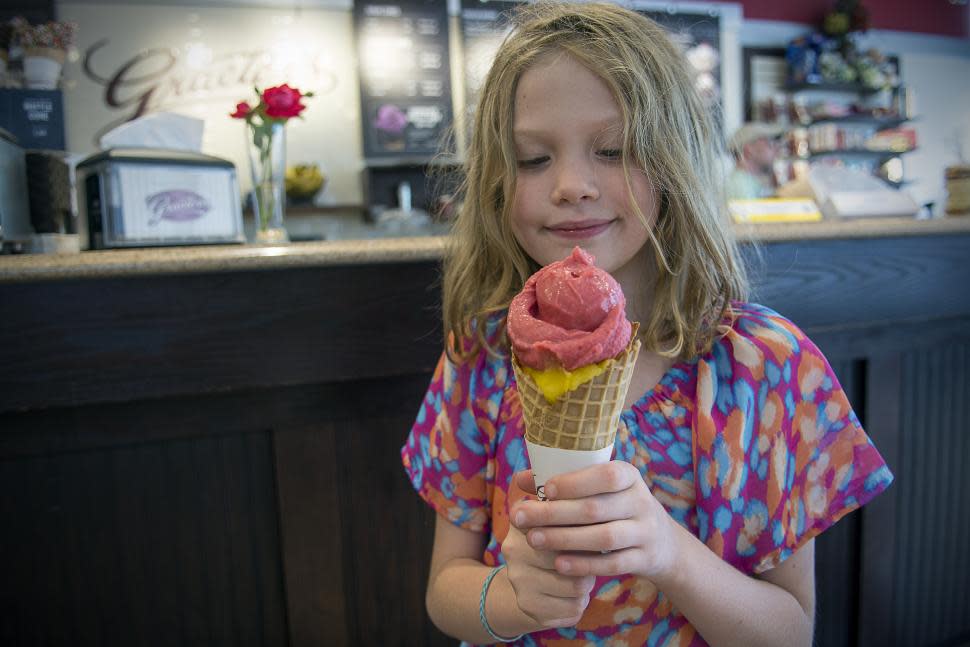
[508,247,641,500]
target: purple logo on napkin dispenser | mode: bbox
[146,190,210,225]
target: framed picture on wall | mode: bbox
[742,46,786,122]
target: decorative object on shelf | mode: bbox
[10,17,76,90]
[822,0,869,42]
[786,1,897,92]
[945,165,970,216]
[230,84,313,244]
[285,163,326,205]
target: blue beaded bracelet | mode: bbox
[479,564,524,644]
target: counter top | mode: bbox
[2,215,968,283]
[732,214,970,242]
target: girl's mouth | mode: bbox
[547,219,614,239]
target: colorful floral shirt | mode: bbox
[401,302,892,646]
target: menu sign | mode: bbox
[460,0,522,134]
[355,0,453,159]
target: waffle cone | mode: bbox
[513,324,641,451]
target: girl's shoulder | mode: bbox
[449,311,510,369]
[727,301,807,334]
[437,312,513,407]
[693,301,829,397]
[717,301,814,362]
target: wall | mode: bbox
[723,0,970,38]
[52,0,970,214]
[56,1,365,206]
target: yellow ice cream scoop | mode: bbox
[521,360,611,403]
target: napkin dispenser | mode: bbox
[77,148,244,249]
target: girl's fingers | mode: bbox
[514,491,633,529]
[525,568,596,599]
[554,547,643,578]
[527,547,559,571]
[528,519,643,553]
[545,461,641,500]
[503,525,559,570]
[513,469,538,495]
[509,569,595,626]
[518,593,590,628]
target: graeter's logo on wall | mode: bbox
[81,39,339,142]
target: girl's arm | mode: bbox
[426,514,594,643]
[510,464,815,647]
[651,520,815,647]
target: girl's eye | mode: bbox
[597,149,623,160]
[517,156,549,169]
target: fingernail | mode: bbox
[530,531,545,547]
[514,511,525,526]
[545,483,557,499]
[559,559,571,573]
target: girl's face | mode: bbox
[509,52,658,278]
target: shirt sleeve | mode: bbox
[694,306,894,574]
[401,343,498,533]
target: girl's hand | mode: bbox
[502,471,596,629]
[510,461,680,581]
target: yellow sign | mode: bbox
[728,198,822,224]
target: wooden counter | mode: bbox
[1,217,969,647]
[2,215,969,284]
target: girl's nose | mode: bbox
[550,158,600,204]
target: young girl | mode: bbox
[402,3,892,645]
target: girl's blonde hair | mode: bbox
[443,1,748,361]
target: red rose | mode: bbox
[230,101,252,119]
[262,84,306,119]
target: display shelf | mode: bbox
[803,114,909,129]
[363,156,461,169]
[807,146,918,160]
[284,204,367,215]
[785,81,881,94]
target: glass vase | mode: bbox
[246,121,289,244]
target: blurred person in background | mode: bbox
[726,122,784,200]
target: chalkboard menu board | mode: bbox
[355,0,453,160]
[460,0,522,128]
[637,8,722,127]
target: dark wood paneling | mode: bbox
[274,426,347,647]
[809,316,970,363]
[814,359,863,647]
[0,375,434,459]
[4,235,969,417]
[335,403,452,647]
[0,432,287,647]
[857,355,902,647]
[890,343,970,647]
[2,232,969,647]
[0,261,442,413]
[0,374,440,647]
[815,514,860,647]
[747,235,970,329]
